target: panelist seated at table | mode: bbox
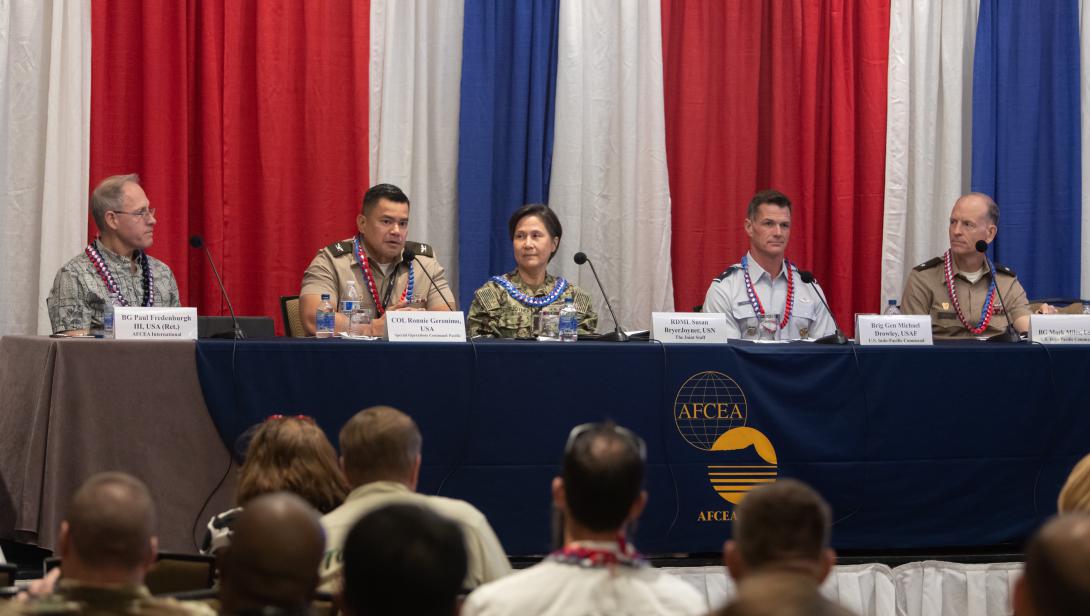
[900,193,1054,339]
[467,204,597,338]
[702,190,835,340]
[299,183,455,337]
[46,174,180,336]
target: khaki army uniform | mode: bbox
[901,255,1030,339]
[467,271,598,338]
[300,238,455,315]
[0,580,214,616]
[46,239,180,334]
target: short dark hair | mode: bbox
[66,472,155,569]
[561,422,645,532]
[340,406,422,487]
[1023,514,1090,616]
[508,204,563,262]
[361,183,410,216]
[747,189,792,219]
[733,479,831,570]
[342,504,467,616]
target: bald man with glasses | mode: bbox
[47,174,180,335]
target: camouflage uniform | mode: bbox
[0,580,214,616]
[46,239,181,334]
[467,271,597,338]
[901,255,1030,339]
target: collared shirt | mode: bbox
[467,270,598,338]
[318,481,510,593]
[0,579,215,616]
[461,540,706,616]
[46,239,181,333]
[300,238,455,313]
[702,253,835,340]
[901,254,1030,339]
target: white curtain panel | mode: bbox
[0,0,90,335]
[880,0,980,309]
[549,0,674,333]
[368,0,464,299]
[1081,0,1090,299]
[895,561,1020,616]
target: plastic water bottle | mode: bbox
[316,293,335,338]
[558,297,579,342]
[102,292,120,338]
[884,299,901,315]
[1082,301,1090,315]
[341,280,361,320]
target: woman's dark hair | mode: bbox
[507,204,562,261]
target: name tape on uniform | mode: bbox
[385,311,467,342]
[1029,314,1090,344]
[652,312,729,344]
[855,314,933,346]
[115,307,198,340]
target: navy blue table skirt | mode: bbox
[195,338,1090,555]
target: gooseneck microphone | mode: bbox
[402,249,454,311]
[573,251,629,342]
[797,270,848,345]
[975,240,1021,343]
[189,235,244,339]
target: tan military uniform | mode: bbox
[46,239,181,333]
[0,580,214,616]
[901,255,1030,339]
[300,238,455,314]
[467,271,598,338]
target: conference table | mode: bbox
[1,334,1087,557]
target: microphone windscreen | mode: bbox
[798,270,815,284]
[975,240,988,253]
[402,248,415,264]
[573,252,588,265]
[189,235,204,249]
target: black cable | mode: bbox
[435,337,479,496]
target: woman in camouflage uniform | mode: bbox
[467,204,597,338]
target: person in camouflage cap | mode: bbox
[46,174,180,335]
[467,204,597,339]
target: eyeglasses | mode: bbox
[266,414,316,423]
[110,207,156,221]
[564,422,647,461]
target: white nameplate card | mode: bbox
[385,311,467,342]
[855,314,933,346]
[651,312,729,344]
[1029,314,1090,344]
[114,307,198,340]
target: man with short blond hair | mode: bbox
[319,406,510,592]
[47,174,180,335]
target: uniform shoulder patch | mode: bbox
[714,265,741,282]
[405,240,434,258]
[913,257,942,271]
[325,238,354,257]
[993,263,1016,277]
[476,284,503,311]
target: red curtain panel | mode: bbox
[90,1,370,330]
[662,0,890,332]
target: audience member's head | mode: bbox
[1059,453,1090,513]
[717,572,853,616]
[724,479,835,583]
[340,503,467,616]
[1013,513,1090,616]
[339,406,423,490]
[553,422,647,539]
[59,472,157,586]
[237,415,349,513]
[218,492,325,614]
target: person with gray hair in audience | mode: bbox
[4,472,211,616]
[1012,513,1090,616]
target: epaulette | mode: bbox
[993,263,1016,277]
[405,240,435,259]
[913,257,942,271]
[325,239,354,257]
[714,265,742,282]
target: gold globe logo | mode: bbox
[674,371,778,504]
